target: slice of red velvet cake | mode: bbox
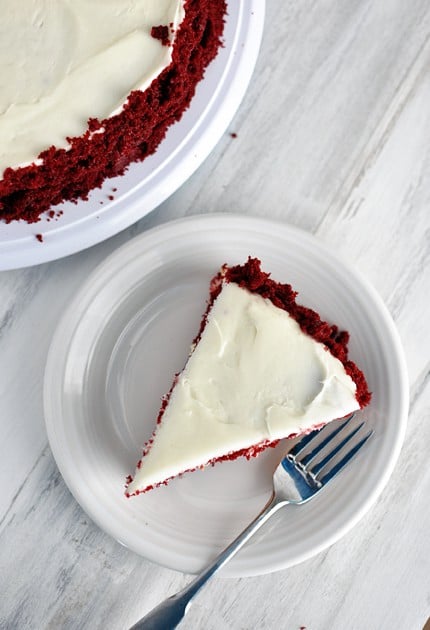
[0,0,226,223]
[126,258,371,496]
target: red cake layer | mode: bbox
[126,258,371,496]
[126,439,281,496]
[0,0,226,223]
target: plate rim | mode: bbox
[44,213,409,576]
[0,0,265,270]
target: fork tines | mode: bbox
[284,414,373,488]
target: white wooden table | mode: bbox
[1,2,430,628]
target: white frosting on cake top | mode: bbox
[0,0,185,174]
[127,282,360,494]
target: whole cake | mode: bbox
[126,258,371,496]
[0,0,226,223]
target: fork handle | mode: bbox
[130,495,286,629]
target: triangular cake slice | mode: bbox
[126,258,371,496]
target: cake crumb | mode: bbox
[108,195,114,201]
[35,233,43,243]
[230,132,238,138]
[151,25,170,46]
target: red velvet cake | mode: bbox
[126,258,371,496]
[0,1,226,224]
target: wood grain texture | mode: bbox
[1,1,430,629]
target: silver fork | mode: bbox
[130,415,373,630]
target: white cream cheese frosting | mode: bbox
[0,0,185,174]
[127,282,360,494]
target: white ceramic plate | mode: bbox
[0,1,264,270]
[44,214,408,576]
